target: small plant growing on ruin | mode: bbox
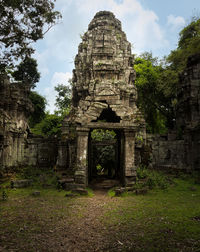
[116,33,121,40]
[95,62,103,67]
[2,188,8,201]
[82,43,88,49]
[135,135,144,144]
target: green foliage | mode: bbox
[96,164,102,171]
[135,166,170,190]
[135,53,176,133]
[135,135,144,145]
[86,188,94,197]
[168,17,200,73]
[108,188,116,197]
[16,166,58,188]
[91,129,117,177]
[91,129,116,141]
[31,113,64,137]
[12,57,40,88]
[136,166,150,179]
[2,188,8,201]
[93,145,116,177]
[0,0,61,69]
[103,178,200,251]
[146,171,169,190]
[28,91,47,127]
[54,82,72,115]
[135,18,200,133]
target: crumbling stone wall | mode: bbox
[150,54,200,172]
[177,54,200,171]
[150,135,186,171]
[0,74,33,172]
[24,136,58,168]
[0,74,58,173]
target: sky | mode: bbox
[33,0,200,112]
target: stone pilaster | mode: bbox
[75,127,89,186]
[124,129,136,186]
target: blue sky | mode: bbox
[33,0,200,112]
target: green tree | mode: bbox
[12,57,40,88]
[31,113,64,137]
[54,82,72,115]
[167,17,200,73]
[135,53,176,133]
[0,0,61,70]
[29,91,47,128]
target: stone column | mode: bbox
[75,127,89,186]
[57,123,70,170]
[124,129,136,186]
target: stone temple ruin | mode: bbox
[0,11,200,187]
[57,11,145,187]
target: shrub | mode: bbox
[136,166,170,190]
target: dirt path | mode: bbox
[1,188,136,252]
[46,190,124,252]
[1,182,200,252]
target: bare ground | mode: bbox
[0,189,137,252]
[1,184,200,252]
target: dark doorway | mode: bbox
[88,129,122,188]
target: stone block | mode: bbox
[135,188,148,195]
[12,179,32,188]
[31,191,41,196]
[71,188,88,195]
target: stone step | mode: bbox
[62,183,85,191]
[11,179,32,188]
[58,178,75,184]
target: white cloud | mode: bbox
[39,0,169,65]
[51,72,72,86]
[74,0,169,54]
[167,14,185,30]
[35,0,172,111]
[44,72,72,113]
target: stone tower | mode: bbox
[57,11,145,188]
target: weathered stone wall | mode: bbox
[149,54,200,172]
[24,136,58,168]
[0,74,58,173]
[150,135,186,171]
[0,74,33,172]
[177,54,200,130]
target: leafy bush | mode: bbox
[136,166,149,179]
[31,113,64,137]
[136,166,170,190]
[91,129,116,141]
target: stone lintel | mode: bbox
[76,127,90,134]
[87,122,137,130]
[124,129,136,136]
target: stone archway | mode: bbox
[88,132,119,182]
[57,11,145,188]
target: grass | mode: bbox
[102,177,200,251]
[0,170,200,251]
[108,188,116,197]
[86,187,94,197]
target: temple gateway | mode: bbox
[57,11,145,188]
